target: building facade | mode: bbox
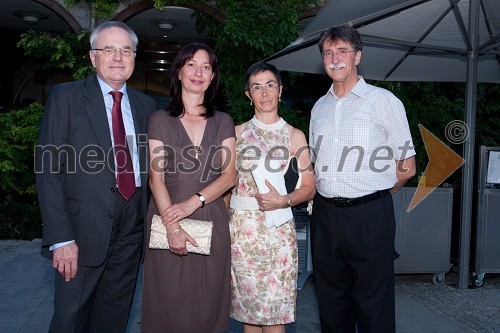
[0,0,323,110]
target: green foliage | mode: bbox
[0,103,44,198]
[0,201,42,240]
[64,0,119,19]
[17,30,94,81]
[191,0,319,124]
[476,84,500,146]
[279,104,310,136]
[152,0,169,10]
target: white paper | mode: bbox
[487,151,500,184]
[251,159,293,228]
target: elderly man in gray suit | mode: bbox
[36,21,156,333]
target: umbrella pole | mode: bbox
[458,0,479,289]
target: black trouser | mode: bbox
[50,189,144,333]
[310,192,396,333]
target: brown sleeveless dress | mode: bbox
[142,110,235,333]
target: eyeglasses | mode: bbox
[248,82,280,94]
[92,45,136,57]
[322,50,355,59]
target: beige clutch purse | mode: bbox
[149,214,213,255]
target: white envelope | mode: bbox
[251,159,293,228]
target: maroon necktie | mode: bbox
[110,91,136,201]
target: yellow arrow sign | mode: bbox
[408,124,465,212]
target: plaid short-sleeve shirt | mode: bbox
[309,76,416,198]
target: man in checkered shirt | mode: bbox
[309,24,416,333]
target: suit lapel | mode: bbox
[83,75,114,169]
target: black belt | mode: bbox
[319,190,390,208]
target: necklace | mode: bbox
[193,145,203,159]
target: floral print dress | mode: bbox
[229,116,298,325]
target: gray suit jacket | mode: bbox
[36,74,156,267]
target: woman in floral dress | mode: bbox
[228,62,315,333]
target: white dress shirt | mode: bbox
[98,77,141,187]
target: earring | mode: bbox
[250,100,253,106]
[178,76,181,80]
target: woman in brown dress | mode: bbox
[141,43,236,333]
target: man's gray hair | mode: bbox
[90,21,139,50]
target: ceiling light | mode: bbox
[158,22,174,31]
[23,15,39,24]
[14,11,47,25]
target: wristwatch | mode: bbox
[196,192,205,208]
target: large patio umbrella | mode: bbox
[266,0,500,288]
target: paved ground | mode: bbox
[1,239,499,333]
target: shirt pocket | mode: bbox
[343,112,374,150]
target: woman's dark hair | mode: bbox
[318,24,363,55]
[168,42,220,118]
[244,62,282,91]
